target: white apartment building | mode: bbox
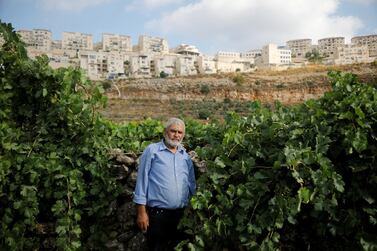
[241,49,261,65]
[62,32,93,51]
[137,35,169,55]
[351,34,377,58]
[17,29,52,51]
[318,37,345,58]
[152,54,177,77]
[172,44,200,56]
[102,33,132,52]
[79,51,124,80]
[333,44,372,65]
[215,51,241,63]
[51,40,62,50]
[241,49,262,59]
[215,51,252,72]
[176,55,197,76]
[130,54,152,78]
[197,55,217,74]
[286,39,312,61]
[259,44,291,67]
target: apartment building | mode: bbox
[176,55,197,76]
[286,39,312,63]
[102,33,132,52]
[197,55,217,74]
[172,44,200,56]
[130,54,152,78]
[351,34,377,57]
[152,54,177,77]
[62,32,93,51]
[259,44,291,67]
[137,35,169,55]
[333,44,372,65]
[17,29,52,51]
[51,40,62,50]
[241,49,262,58]
[318,37,345,58]
[241,49,261,65]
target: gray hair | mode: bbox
[164,117,185,133]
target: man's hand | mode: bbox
[136,204,149,232]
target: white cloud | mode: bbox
[146,0,364,53]
[125,0,182,11]
[37,0,112,12]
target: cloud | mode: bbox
[146,0,364,54]
[125,0,182,11]
[37,0,113,12]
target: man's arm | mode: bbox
[136,204,149,232]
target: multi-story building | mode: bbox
[175,55,197,76]
[197,55,217,74]
[318,37,345,58]
[138,35,169,55]
[259,44,291,67]
[62,32,93,51]
[241,49,262,59]
[51,40,62,50]
[130,54,152,78]
[286,39,312,61]
[172,44,200,56]
[152,54,177,77]
[80,50,126,80]
[351,34,377,58]
[102,33,132,52]
[241,49,261,65]
[215,51,241,63]
[333,44,372,65]
[215,51,252,72]
[17,29,52,51]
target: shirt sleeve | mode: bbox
[187,157,196,197]
[133,146,153,205]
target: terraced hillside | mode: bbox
[101,63,377,122]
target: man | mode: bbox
[133,118,196,251]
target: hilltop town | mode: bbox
[10,29,377,81]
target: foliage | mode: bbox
[200,84,210,95]
[2,21,377,251]
[179,71,377,250]
[0,21,121,250]
[160,71,169,78]
[305,49,323,63]
[232,74,245,85]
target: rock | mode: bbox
[109,148,136,166]
[117,201,136,225]
[125,232,148,251]
[127,171,138,188]
[188,151,207,173]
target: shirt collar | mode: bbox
[159,139,185,154]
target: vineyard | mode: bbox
[1,21,377,250]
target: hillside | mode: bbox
[101,63,377,122]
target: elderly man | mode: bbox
[133,118,196,251]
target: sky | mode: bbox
[1,0,377,55]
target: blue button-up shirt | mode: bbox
[133,140,196,209]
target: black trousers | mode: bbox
[146,207,185,251]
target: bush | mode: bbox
[232,74,245,85]
[200,84,210,95]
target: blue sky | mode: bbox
[1,0,376,55]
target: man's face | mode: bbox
[165,123,184,147]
